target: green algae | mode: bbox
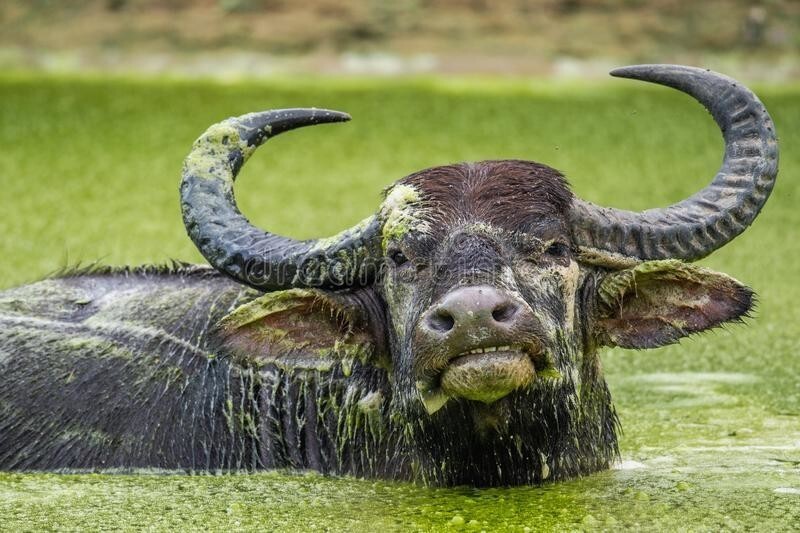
[0,279,94,320]
[57,336,136,361]
[596,259,744,311]
[182,120,254,186]
[380,184,428,250]
[307,215,377,254]
[218,288,320,331]
[218,288,377,373]
[2,370,797,531]
[1,453,796,531]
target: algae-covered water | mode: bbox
[1,75,799,530]
[2,366,797,531]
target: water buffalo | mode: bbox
[0,65,777,486]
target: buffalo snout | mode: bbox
[415,285,542,407]
[420,285,529,348]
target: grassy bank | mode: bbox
[0,74,798,530]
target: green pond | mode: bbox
[0,75,799,531]
[2,363,798,531]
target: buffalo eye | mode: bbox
[544,241,570,259]
[389,249,409,267]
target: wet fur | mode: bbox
[0,161,751,486]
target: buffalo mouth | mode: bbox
[417,345,552,414]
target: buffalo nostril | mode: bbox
[428,309,455,332]
[491,302,518,323]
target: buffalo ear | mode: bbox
[216,287,387,371]
[595,260,754,349]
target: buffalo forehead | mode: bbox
[397,160,573,241]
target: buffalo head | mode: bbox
[180,65,777,485]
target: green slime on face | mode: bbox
[380,184,429,251]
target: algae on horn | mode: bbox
[181,108,382,291]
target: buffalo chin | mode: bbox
[441,351,535,404]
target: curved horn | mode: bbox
[569,64,778,261]
[181,109,381,291]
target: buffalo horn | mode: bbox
[569,64,779,260]
[181,109,381,291]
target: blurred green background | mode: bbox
[1,1,799,531]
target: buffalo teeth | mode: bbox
[461,345,513,356]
